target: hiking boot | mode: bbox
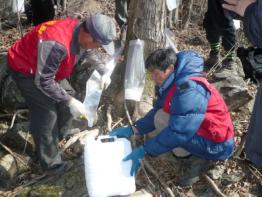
[222,58,237,71]
[205,53,220,70]
[178,156,209,187]
[213,58,238,79]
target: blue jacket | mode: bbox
[135,51,234,160]
[244,0,262,47]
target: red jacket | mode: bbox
[8,19,78,81]
[163,77,234,143]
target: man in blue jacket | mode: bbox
[223,0,262,167]
[110,48,235,186]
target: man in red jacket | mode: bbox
[7,14,116,173]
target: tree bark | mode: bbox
[111,0,167,119]
[127,0,166,56]
[181,0,193,29]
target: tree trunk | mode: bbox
[127,0,166,56]
[181,0,193,29]
[110,0,167,120]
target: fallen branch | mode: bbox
[124,101,136,147]
[233,133,247,158]
[247,164,262,184]
[142,160,175,197]
[112,118,124,129]
[0,113,14,118]
[0,141,28,167]
[60,129,99,153]
[106,104,112,132]
[203,174,226,197]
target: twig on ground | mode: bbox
[22,130,30,154]
[0,141,28,167]
[124,101,136,147]
[112,118,125,129]
[60,129,99,153]
[9,109,29,129]
[203,174,226,197]
[106,104,112,132]
[0,113,14,118]
[140,162,156,193]
[247,164,262,184]
[142,160,175,197]
[233,133,247,157]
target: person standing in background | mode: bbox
[223,0,262,167]
[203,0,237,71]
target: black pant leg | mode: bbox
[57,79,76,139]
[10,72,62,170]
[221,26,236,52]
[203,0,236,48]
[31,0,55,26]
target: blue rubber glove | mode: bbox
[123,145,145,176]
[109,126,133,138]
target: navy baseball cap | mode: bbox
[83,14,116,55]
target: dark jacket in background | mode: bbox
[244,0,262,48]
[244,0,262,167]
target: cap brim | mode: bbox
[102,40,122,56]
[102,41,115,55]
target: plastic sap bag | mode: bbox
[124,39,145,101]
[164,28,178,53]
[166,0,177,11]
[233,19,240,30]
[12,0,25,13]
[83,70,102,127]
[83,46,124,127]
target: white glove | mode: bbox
[68,97,87,120]
[100,74,111,90]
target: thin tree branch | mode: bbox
[9,109,29,129]
[203,174,226,197]
[142,160,175,197]
[112,118,125,129]
[106,104,112,132]
[0,141,28,167]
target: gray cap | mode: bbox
[83,14,116,55]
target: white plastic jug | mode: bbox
[84,135,136,197]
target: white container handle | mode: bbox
[97,135,117,143]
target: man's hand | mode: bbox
[100,74,111,89]
[68,97,87,120]
[109,126,133,138]
[222,0,256,17]
[123,145,146,176]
